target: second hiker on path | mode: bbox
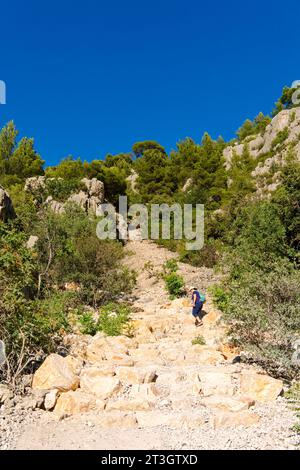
[189,286,204,327]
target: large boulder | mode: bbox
[86,335,129,364]
[199,371,235,396]
[80,368,121,399]
[54,390,104,416]
[0,185,15,222]
[185,345,224,365]
[32,354,80,392]
[240,372,283,402]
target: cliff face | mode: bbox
[223,108,300,196]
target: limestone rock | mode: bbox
[54,390,104,416]
[44,389,59,411]
[86,335,129,364]
[24,176,46,193]
[201,395,255,412]
[211,410,260,428]
[186,345,224,365]
[126,170,138,193]
[116,366,156,385]
[240,372,283,402]
[80,368,121,399]
[199,371,235,396]
[32,354,80,392]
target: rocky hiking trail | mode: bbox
[0,241,298,450]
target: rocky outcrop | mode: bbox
[24,177,104,215]
[223,108,300,195]
[224,108,300,169]
[0,185,14,222]
[68,178,104,213]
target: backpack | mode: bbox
[199,293,206,303]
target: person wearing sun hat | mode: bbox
[188,286,204,327]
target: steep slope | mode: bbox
[0,240,297,450]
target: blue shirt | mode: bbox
[192,290,201,305]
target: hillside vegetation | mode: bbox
[0,84,299,384]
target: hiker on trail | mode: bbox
[189,286,204,327]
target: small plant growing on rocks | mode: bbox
[192,335,206,346]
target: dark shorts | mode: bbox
[192,302,203,318]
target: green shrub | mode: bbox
[163,258,179,273]
[164,272,184,299]
[98,302,131,336]
[45,178,84,202]
[77,310,99,336]
[210,285,230,312]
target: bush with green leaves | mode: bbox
[213,197,300,379]
[32,204,136,305]
[98,302,131,336]
[0,224,76,385]
[163,258,179,273]
[164,272,184,299]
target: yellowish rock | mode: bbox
[202,310,222,327]
[217,343,240,360]
[54,390,105,415]
[106,398,152,412]
[86,336,129,364]
[160,348,186,363]
[211,410,260,428]
[32,354,79,392]
[65,355,83,375]
[80,368,121,399]
[44,389,59,411]
[186,346,224,365]
[116,366,156,385]
[201,395,255,412]
[240,372,283,402]
[199,371,235,396]
[105,353,135,367]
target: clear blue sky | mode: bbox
[0,0,299,166]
